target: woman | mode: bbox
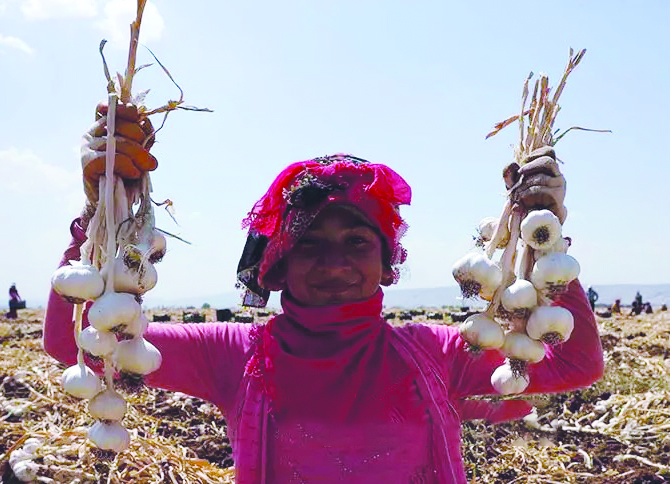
[44,104,603,483]
[7,283,23,319]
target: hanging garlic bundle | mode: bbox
[49,0,163,454]
[452,48,609,395]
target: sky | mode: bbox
[0,0,669,308]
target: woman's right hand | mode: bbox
[81,102,158,202]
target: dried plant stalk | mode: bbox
[486,48,610,165]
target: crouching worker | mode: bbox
[43,103,604,483]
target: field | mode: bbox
[0,307,668,483]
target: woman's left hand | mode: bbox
[503,146,567,224]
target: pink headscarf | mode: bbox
[237,154,412,307]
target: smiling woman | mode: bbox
[43,136,603,482]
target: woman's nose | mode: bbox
[318,245,349,268]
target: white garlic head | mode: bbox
[530,252,580,297]
[520,209,562,251]
[51,264,105,303]
[452,252,503,301]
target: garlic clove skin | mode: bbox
[114,337,162,375]
[502,331,546,363]
[88,389,128,421]
[61,364,102,399]
[78,326,118,357]
[459,313,505,350]
[88,421,131,452]
[88,292,141,333]
[101,257,157,295]
[452,252,503,300]
[527,305,575,345]
[51,264,105,303]
[501,279,538,312]
[520,209,562,251]
[491,362,530,394]
[530,252,580,296]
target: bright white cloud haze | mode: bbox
[0,1,669,308]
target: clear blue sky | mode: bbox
[1,0,669,307]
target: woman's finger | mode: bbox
[83,153,144,181]
[115,138,158,172]
[518,155,562,178]
[516,173,566,190]
[524,146,555,163]
[92,119,146,143]
[96,102,141,122]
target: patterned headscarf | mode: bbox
[237,154,412,307]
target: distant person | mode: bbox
[630,291,644,316]
[635,291,643,308]
[6,283,23,319]
[611,299,621,314]
[587,287,599,312]
[644,302,653,314]
[43,104,604,482]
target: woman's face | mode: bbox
[281,205,392,306]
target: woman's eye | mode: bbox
[297,237,320,248]
[349,236,371,247]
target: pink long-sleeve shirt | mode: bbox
[44,219,603,483]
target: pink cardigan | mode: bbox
[43,219,603,483]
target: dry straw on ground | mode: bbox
[0,307,668,483]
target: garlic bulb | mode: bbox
[102,256,157,295]
[491,361,530,394]
[149,230,167,261]
[51,264,105,303]
[88,421,130,452]
[8,448,39,483]
[78,326,118,357]
[534,236,571,261]
[452,252,503,300]
[476,217,509,248]
[122,312,149,339]
[114,337,162,375]
[527,305,575,344]
[88,389,128,421]
[88,292,141,333]
[520,209,562,250]
[502,331,546,363]
[61,364,102,399]
[501,279,538,313]
[459,313,505,350]
[530,252,580,296]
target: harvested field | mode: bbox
[0,307,668,483]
